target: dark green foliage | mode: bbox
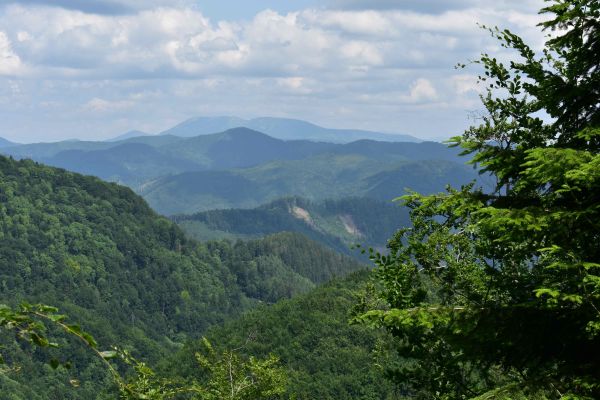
[0,155,364,398]
[167,271,399,400]
[201,232,366,303]
[174,197,410,257]
[220,232,365,286]
[0,155,240,347]
[1,303,288,399]
[357,1,600,398]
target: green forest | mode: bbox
[1,129,475,215]
[173,196,410,257]
[1,0,599,399]
[0,156,366,398]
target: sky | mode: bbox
[0,0,548,143]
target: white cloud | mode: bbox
[0,3,546,79]
[0,0,548,142]
[0,0,190,15]
[83,97,133,112]
[301,9,393,36]
[451,74,480,95]
[276,76,314,94]
[17,31,32,42]
[0,31,22,75]
[407,78,438,102]
[329,0,544,14]
[340,41,383,66]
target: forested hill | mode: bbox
[0,156,364,398]
[142,157,476,215]
[164,270,398,399]
[174,196,410,257]
[1,129,458,187]
[1,129,475,215]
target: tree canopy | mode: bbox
[356,1,600,398]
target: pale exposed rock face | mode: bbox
[339,214,363,238]
[290,206,315,227]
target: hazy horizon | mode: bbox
[0,0,546,143]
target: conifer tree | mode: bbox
[357,1,600,398]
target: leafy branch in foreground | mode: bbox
[0,303,287,399]
[355,0,600,399]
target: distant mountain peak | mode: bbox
[160,116,421,144]
[187,115,246,124]
[107,130,150,142]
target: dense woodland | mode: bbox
[0,156,365,398]
[1,0,599,399]
[173,196,410,257]
[164,271,398,399]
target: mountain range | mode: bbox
[107,129,150,142]
[1,120,476,399]
[140,151,476,215]
[160,116,421,143]
[1,127,476,215]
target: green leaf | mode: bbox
[99,350,117,359]
[30,333,49,347]
[534,288,560,298]
[50,358,60,369]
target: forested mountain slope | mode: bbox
[157,128,335,170]
[1,128,335,181]
[43,142,202,186]
[174,196,410,256]
[142,157,476,214]
[165,270,399,399]
[1,129,472,216]
[1,130,448,186]
[0,156,364,398]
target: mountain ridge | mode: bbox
[0,136,16,148]
[173,196,410,257]
[142,155,476,215]
[160,116,421,143]
[107,129,151,142]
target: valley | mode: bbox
[0,122,464,398]
[2,1,597,398]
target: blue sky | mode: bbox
[0,0,546,142]
[197,1,320,21]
